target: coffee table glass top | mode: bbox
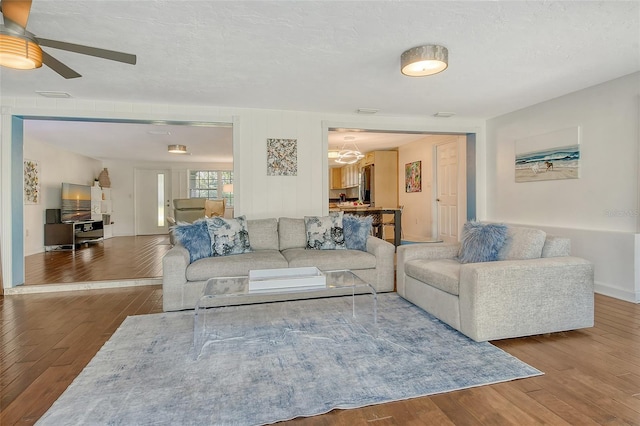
[192,269,377,360]
[201,269,369,299]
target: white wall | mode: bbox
[1,97,485,287]
[486,72,640,302]
[23,138,102,255]
[398,134,467,240]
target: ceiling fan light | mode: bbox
[401,44,448,77]
[0,33,43,70]
[168,144,187,154]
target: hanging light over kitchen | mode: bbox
[336,137,364,164]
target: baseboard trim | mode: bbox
[4,278,162,295]
[594,282,639,304]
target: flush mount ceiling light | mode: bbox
[168,144,187,154]
[401,44,448,77]
[0,30,43,70]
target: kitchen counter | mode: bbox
[330,206,402,247]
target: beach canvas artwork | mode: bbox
[515,127,580,183]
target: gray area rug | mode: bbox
[38,294,542,425]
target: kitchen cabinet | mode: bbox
[341,164,358,188]
[330,164,359,189]
[371,151,398,207]
[330,168,342,190]
[363,152,375,166]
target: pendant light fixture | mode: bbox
[401,44,448,77]
[336,136,364,165]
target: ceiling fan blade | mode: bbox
[1,0,32,28]
[42,50,81,79]
[36,38,136,65]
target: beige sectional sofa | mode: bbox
[396,225,594,342]
[163,217,396,311]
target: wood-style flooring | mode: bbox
[1,287,639,425]
[24,235,171,285]
[6,236,640,423]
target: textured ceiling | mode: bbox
[3,1,639,162]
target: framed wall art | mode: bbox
[267,138,297,176]
[24,159,40,204]
[405,160,421,193]
[515,126,580,183]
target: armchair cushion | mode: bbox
[542,235,571,258]
[457,221,508,263]
[405,258,461,296]
[498,226,546,260]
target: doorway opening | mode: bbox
[4,116,233,290]
[327,127,475,242]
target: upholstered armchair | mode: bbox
[173,198,206,223]
[205,199,226,218]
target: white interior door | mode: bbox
[135,169,170,235]
[435,142,459,243]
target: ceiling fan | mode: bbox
[0,0,136,78]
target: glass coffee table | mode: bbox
[192,269,377,360]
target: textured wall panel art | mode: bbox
[515,126,581,183]
[24,159,40,204]
[267,138,297,176]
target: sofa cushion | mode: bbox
[186,250,288,281]
[207,216,252,257]
[304,213,346,250]
[281,248,376,271]
[343,214,372,251]
[404,258,461,296]
[172,219,212,263]
[498,226,546,260]
[247,218,279,250]
[541,235,571,258]
[458,221,508,263]
[278,217,307,250]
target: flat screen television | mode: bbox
[61,182,92,222]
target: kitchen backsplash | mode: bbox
[329,186,359,200]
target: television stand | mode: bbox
[44,220,104,251]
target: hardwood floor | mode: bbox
[24,235,171,285]
[1,289,638,425]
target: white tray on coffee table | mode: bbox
[248,266,326,293]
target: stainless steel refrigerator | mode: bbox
[360,164,374,205]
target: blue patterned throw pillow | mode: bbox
[343,214,372,251]
[172,219,212,263]
[458,221,508,264]
[304,212,346,250]
[207,215,252,257]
